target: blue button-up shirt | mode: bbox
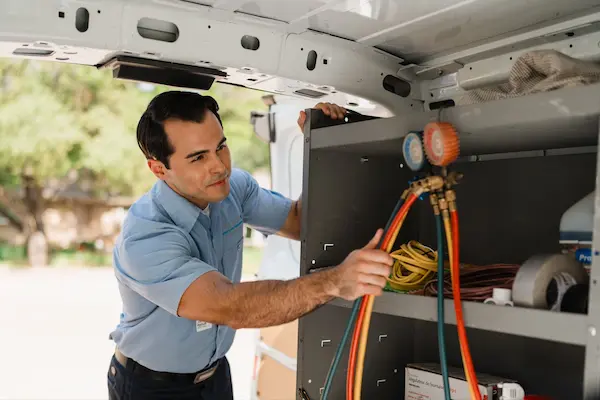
[109,168,292,373]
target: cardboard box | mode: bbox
[405,363,521,400]
[256,320,298,400]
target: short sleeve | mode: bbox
[114,224,217,316]
[233,169,293,235]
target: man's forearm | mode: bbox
[222,267,336,329]
[178,228,393,328]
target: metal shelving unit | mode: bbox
[296,82,600,400]
[330,292,588,346]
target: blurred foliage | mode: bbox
[0,58,269,197]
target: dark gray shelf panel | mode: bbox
[330,292,588,346]
[311,82,600,155]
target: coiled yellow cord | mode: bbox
[386,240,438,292]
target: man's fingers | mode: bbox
[358,262,392,278]
[358,273,388,288]
[313,102,347,119]
[331,103,347,119]
[360,283,384,297]
[297,110,307,130]
[363,228,383,250]
[360,250,394,266]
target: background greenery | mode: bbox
[0,58,270,195]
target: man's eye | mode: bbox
[192,155,204,162]
[218,144,227,151]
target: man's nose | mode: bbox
[208,153,226,174]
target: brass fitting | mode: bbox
[430,193,440,215]
[409,176,444,194]
[438,194,450,218]
[438,197,448,211]
[445,189,457,212]
[400,188,410,200]
[445,171,464,188]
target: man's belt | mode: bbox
[114,348,219,385]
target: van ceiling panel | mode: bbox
[213,0,600,62]
[235,0,327,23]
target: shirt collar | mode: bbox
[153,180,203,232]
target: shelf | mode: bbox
[330,292,588,346]
[310,82,600,155]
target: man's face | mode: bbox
[149,111,232,208]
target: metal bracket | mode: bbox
[378,334,387,342]
[323,243,334,250]
[320,339,331,347]
[377,379,386,387]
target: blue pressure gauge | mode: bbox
[402,131,425,171]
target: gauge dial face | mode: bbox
[423,122,460,167]
[402,132,425,171]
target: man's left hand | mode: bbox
[297,102,347,131]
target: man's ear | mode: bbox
[148,159,167,180]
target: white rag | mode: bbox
[457,50,600,105]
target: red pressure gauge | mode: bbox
[423,122,460,167]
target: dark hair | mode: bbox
[136,91,222,169]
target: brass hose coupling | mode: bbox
[438,196,449,219]
[410,176,444,195]
[445,189,457,212]
[430,192,440,215]
[445,171,463,188]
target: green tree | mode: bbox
[0,58,269,264]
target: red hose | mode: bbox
[450,209,481,400]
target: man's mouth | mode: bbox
[208,177,227,187]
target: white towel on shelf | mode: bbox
[457,50,600,105]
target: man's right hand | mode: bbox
[328,229,394,301]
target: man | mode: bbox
[107,91,393,399]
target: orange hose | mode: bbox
[347,296,367,400]
[450,209,481,400]
[348,193,418,399]
[385,194,418,248]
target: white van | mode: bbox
[3,1,600,399]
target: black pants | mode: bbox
[107,355,234,400]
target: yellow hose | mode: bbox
[353,294,374,400]
[443,215,454,280]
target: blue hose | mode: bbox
[321,299,360,400]
[436,213,451,400]
[321,195,406,399]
